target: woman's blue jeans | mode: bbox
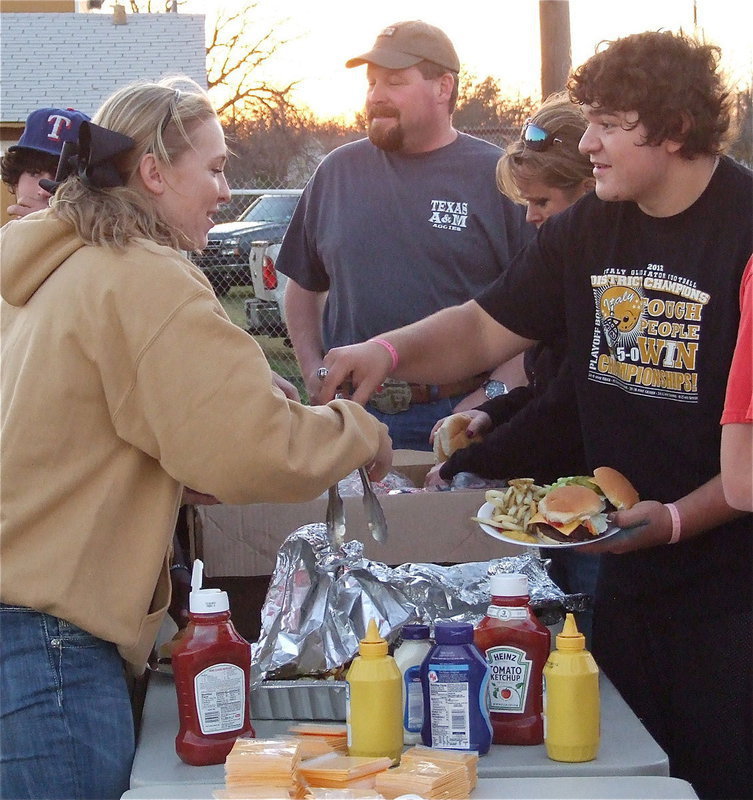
[0,604,135,800]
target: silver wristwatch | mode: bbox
[483,379,508,399]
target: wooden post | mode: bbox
[539,0,572,100]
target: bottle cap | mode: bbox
[434,622,473,644]
[489,572,529,597]
[359,618,389,657]
[400,624,430,640]
[189,559,230,614]
[555,613,586,651]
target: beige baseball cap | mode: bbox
[345,20,460,73]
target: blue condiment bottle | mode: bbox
[419,621,492,755]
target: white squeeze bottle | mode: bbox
[393,624,433,744]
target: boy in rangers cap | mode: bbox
[1,106,90,219]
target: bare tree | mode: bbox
[224,111,360,189]
[454,71,535,134]
[730,87,752,168]
[126,0,299,119]
[205,6,299,118]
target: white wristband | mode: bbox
[664,503,682,544]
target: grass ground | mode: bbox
[220,286,253,328]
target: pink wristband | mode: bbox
[665,503,682,544]
[371,338,399,371]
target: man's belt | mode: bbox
[368,374,488,414]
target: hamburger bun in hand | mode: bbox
[593,466,640,510]
[433,413,480,463]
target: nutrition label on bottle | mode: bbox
[194,663,245,734]
[427,664,471,748]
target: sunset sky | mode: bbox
[181,0,751,122]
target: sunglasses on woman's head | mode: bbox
[521,120,563,152]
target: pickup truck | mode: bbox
[190,192,301,297]
[245,240,289,339]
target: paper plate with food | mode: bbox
[474,467,640,548]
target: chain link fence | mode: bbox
[195,125,518,400]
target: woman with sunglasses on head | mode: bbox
[427,92,598,638]
[0,76,391,800]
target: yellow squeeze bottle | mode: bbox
[543,613,600,762]
[346,618,403,764]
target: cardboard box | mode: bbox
[192,450,521,577]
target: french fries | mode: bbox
[474,478,547,543]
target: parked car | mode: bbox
[190,192,301,296]
[245,241,289,339]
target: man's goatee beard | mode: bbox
[368,121,404,152]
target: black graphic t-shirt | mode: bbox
[476,156,753,601]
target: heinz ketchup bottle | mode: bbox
[474,573,550,745]
[172,560,254,765]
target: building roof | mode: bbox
[1,12,206,123]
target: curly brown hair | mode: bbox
[568,30,733,158]
[1,149,59,191]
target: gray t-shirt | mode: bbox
[276,133,532,350]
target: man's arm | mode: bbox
[581,474,747,554]
[284,278,328,403]
[321,300,536,405]
[721,423,753,511]
[451,354,529,413]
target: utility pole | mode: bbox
[539,0,572,100]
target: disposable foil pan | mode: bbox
[250,679,346,720]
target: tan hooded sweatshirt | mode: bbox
[0,212,383,671]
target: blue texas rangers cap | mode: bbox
[9,107,91,157]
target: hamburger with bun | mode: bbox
[432,412,481,463]
[529,467,639,543]
[592,466,640,510]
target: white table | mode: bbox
[123,775,697,799]
[130,672,668,790]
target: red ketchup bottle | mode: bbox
[172,559,254,765]
[474,572,551,745]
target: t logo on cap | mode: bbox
[47,113,76,143]
[9,107,91,158]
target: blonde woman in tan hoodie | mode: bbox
[0,76,391,800]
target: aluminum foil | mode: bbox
[251,524,584,687]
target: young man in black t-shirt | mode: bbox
[320,31,752,800]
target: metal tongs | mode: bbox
[326,483,346,546]
[358,466,388,544]
[317,367,389,545]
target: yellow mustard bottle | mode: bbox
[346,618,403,764]
[543,613,600,762]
